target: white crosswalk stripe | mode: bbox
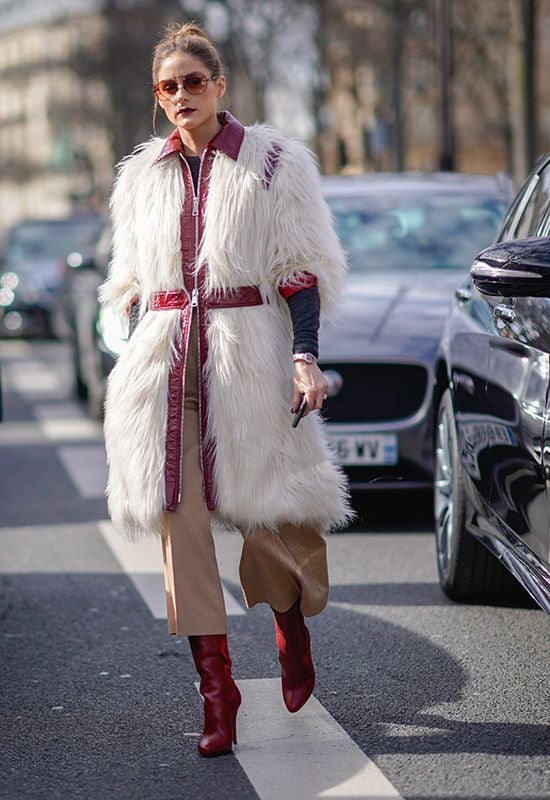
[205,678,403,800]
[98,520,247,618]
[2,359,63,393]
[33,401,87,421]
[0,420,103,444]
[57,445,107,497]
[0,339,33,358]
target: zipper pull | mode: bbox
[192,196,199,216]
[191,288,199,307]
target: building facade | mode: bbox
[0,0,115,225]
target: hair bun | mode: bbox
[172,22,211,42]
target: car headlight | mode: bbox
[1,271,19,290]
[0,287,14,306]
[98,306,128,356]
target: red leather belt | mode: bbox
[150,286,264,311]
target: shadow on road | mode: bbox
[346,488,434,533]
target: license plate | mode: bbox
[327,433,398,465]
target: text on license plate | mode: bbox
[327,433,398,465]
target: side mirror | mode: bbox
[471,236,550,297]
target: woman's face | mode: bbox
[155,52,226,135]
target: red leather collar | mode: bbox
[153,111,245,165]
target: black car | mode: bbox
[433,153,550,612]
[319,172,513,491]
[0,216,103,338]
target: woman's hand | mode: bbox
[292,361,328,418]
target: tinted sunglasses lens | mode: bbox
[184,74,208,94]
[155,74,210,99]
[157,80,178,97]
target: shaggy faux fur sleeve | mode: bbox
[97,155,141,317]
[268,139,347,318]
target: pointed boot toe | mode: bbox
[281,672,315,713]
[273,600,316,713]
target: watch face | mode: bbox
[293,353,317,364]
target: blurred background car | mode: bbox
[56,225,129,419]
[0,215,103,338]
[433,152,550,610]
[319,171,514,494]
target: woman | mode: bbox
[99,22,351,758]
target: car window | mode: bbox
[540,206,550,236]
[513,164,550,239]
[497,174,538,242]
[6,220,103,265]
[326,192,507,271]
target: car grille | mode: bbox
[320,362,429,423]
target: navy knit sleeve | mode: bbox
[286,286,320,358]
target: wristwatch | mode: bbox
[293,352,317,365]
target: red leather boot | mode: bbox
[272,600,315,713]
[188,634,241,757]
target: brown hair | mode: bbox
[152,21,224,84]
[151,22,225,132]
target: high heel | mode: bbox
[220,636,240,745]
[188,634,241,757]
[272,600,315,713]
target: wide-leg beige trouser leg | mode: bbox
[160,315,330,635]
[238,524,329,618]
[161,314,227,636]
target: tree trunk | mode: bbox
[435,0,455,170]
[390,3,406,171]
[508,0,536,183]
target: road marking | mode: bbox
[0,339,34,358]
[0,420,103,444]
[2,360,62,393]
[33,401,86,421]
[200,678,403,800]
[221,584,246,616]
[0,422,49,444]
[39,417,102,440]
[0,522,120,573]
[57,445,107,498]
[98,521,246,618]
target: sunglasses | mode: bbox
[154,72,217,101]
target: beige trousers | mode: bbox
[161,314,329,636]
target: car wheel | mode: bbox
[434,388,529,605]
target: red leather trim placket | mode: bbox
[195,149,216,509]
[152,112,302,513]
[164,303,192,510]
[156,112,249,512]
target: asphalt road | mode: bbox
[1,338,549,800]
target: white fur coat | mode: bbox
[99,121,352,541]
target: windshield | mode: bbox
[6,220,103,265]
[326,192,507,271]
